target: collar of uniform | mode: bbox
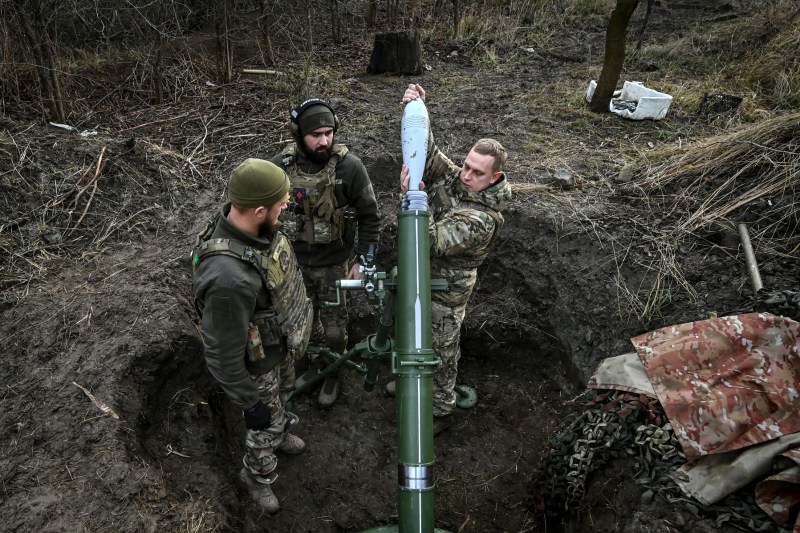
[451,172,511,211]
[216,202,273,250]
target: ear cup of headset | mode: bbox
[289,98,339,136]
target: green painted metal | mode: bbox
[305,202,451,532]
[394,209,437,533]
[362,526,449,533]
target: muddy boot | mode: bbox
[385,381,396,397]
[433,415,452,437]
[277,433,306,455]
[318,371,340,407]
[239,468,279,513]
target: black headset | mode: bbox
[289,98,340,136]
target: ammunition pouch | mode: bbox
[251,310,285,371]
[281,144,353,245]
[282,204,355,245]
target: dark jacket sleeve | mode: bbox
[343,154,381,257]
[195,257,260,410]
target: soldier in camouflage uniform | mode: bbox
[269,98,381,407]
[391,83,513,435]
[193,159,313,513]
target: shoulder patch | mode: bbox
[267,235,294,288]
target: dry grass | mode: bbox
[639,111,800,254]
[632,1,800,115]
[735,22,800,109]
[421,0,612,44]
[606,112,800,322]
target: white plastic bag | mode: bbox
[586,80,673,120]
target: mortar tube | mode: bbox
[737,223,763,293]
[395,207,436,533]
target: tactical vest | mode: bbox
[280,144,356,244]
[193,214,313,370]
[429,180,504,269]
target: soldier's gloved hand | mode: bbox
[243,400,271,430]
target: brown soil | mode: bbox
[2,1,797,532]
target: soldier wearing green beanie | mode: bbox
[269,98,381,407]
[193,158,313,512]
[228,158,290,209]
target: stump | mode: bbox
[367,30,423,75]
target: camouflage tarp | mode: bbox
[631,313,800,460]
[587,351,656,397]
[579,313,800,529]
[755,445,800,530]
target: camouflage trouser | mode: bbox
[278,261,349,390]
[243,366,297,481]
[431,300,467,417]
[278,349,295,399]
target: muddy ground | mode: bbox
[2,1,798,532]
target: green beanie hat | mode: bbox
[228,158,290,208]
[298,104,336,135]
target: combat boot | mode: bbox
[277,433,306,455]
[239,468,279,513]
[318,371,340,407]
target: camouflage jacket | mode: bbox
[422,134,512,308]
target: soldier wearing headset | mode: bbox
[269,98,380,407]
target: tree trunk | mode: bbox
[452,0,460,37]
[305,0,313,52]
[216,0,233,84]
[635,0,653,51]
[331,0,341,43]
[259,1,276,65]
[16,0,65,122]
[589,0,640,113]
[367,30,423,75]
[366,0,377,31]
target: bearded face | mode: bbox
[301,127,335,163]
[258,195,289,237]
[306,144,333,163]
[258,218,278,237]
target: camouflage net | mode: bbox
[530,389,791,533]
[753,289,800,322]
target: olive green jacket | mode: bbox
[193,204,278,410]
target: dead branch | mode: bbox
[69,146,106,233]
